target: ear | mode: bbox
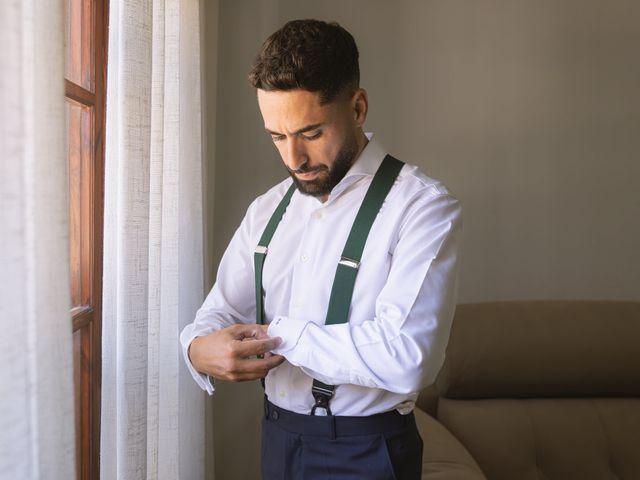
[352,88,368,127]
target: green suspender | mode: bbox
[254,155,404,415]
[311,155,403,415]
[254,183,297,325]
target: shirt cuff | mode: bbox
[267,316,309,354]
[181,333,215,395]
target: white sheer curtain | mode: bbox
[101,0,206,478]
[0,0,75,479]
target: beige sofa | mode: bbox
[414,301,640,480]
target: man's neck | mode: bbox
[355,129,369,160]
[319,130,370,203]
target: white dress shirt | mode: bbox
[180,135,462,416]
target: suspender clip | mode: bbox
[338,256,360,269]
[311,382,334,416]
[310,391,333,416]
[255,245,268,255]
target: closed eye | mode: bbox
[302,130,322,140]
[266,125,323,142]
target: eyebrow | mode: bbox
[265,123,324,137]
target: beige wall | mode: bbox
[202,1,640,478]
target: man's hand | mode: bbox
[188,324,285,382]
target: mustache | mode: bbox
[288,164,327,175]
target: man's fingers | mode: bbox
[264,354,285,369]
[232,336,281,358]
[190,325,283,382]
[227,323,271,341]
[225,355,286,381]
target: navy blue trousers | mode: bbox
[261,397,423,480]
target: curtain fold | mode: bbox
[101,0,206,478]
[0,0,75,479]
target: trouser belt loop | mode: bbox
[330,414,336,440]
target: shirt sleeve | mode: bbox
[179,203,258,395]
[268,192,462,394]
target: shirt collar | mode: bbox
[325,132,387,202]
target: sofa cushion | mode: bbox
[415,408,486,480]
[437,397,640,480]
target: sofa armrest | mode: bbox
[414,408,487,480]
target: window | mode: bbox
[65,0,108,478]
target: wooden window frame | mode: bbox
[65,0,108,479]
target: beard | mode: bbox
[287,134,359,198]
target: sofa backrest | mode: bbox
[432,301,640,480]
[436,301,640,399]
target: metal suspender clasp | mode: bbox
[255,245,268,255]
[338,256,360,269]
[310,384,334,416]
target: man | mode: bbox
[181,19,461,479]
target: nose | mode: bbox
[284,137,308,171]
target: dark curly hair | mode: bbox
[248,19,360,104]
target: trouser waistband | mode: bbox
[263,396,414,438]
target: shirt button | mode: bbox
[313,211,323,220]
[300,253,309,262]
